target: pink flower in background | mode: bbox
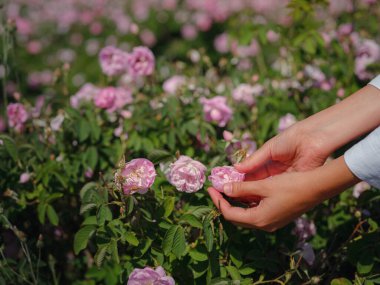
[163,75,186,94]
[71,83,100,108]
[226,134,257,164]
[232,84,262,106]
[99,46,129,77]
[293,217,316,241]
[223,130,234,141]
[94,87,117,109]
[50,114,65,131]
[267,30,280,42]
[107,87,133,112]
[116,158,156,195]
[166,156,207,193]
[353,181,371,198]
[127,46,155,76]
[85,168,94,179]
[127,266,175,285]
[140,29,157,47]
[304,65,326,84]
[200,96,232,127]
[233,39,260,58]
[19,172,31,184]
[354,39,380,80]
[7,103,28,132]
[181,24,198,40]
[278,113,297,133]
[214,33,230,53]
[337,23,353,37]
[27,40,42,54]
[209,166,245,192]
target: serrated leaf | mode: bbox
[110,239,120,264]
[125,232,139,247]
[97,205,112,225]
[80,182,98,201]
[188,206,212,219]
[94,245,108,267]
[163,225,186,258]
[225,266,241,281]
[46,205,59,226]
[203,217,214,252]
[82,216,97,225]
[37,203,47,224]
[74,225,96,254]
[163,197,175,217]
[148,149,173,164]
[189,246,208,261]
[181,214,203,229]
[80,203,97,215]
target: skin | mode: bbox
[208,84,380,231]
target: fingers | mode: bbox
[207,187,258,225]
[234,140,272,173]
[223,180,268,198]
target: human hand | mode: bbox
[208,156,359,231]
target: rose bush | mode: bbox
[1,1,380,285]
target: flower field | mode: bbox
[1,0,380,284]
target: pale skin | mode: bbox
[208,85,380,232]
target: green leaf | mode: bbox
[239,264,256,276]
[225,266,241,281]
[85,146,98,169]
[163,197,175,218]
[163,225,186,258]
[189,246,208,262]
[125,232,139,247]
[110,239,120,264]
[97,205,113,225]
[78,119,91,142]
[181,214,203,229]
[203,217,214,252]
[37,203,47,224]
[80,203,97,215]
[357,253,374,275]
[74,225,96,254]
[0,135,18,161]
[82,216,97,225]
[188,206,212,219]
[80,182,98,201]
[46,205,59,226]
[148,149,173,164]
[94,244,108,267]
[331,278,352,285]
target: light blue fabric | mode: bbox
[344,75,380,189]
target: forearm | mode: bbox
[298,84,380,155]
[309,156,360,202]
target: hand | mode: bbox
[208,156,359,231]
[235,124,329,180]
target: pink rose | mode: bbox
[166,156,207,193]
[94,87,117,109]
[293,217,316,241]
[163,76,186,95]
[19,172,31,184]
[353,181,371,198]
[99,46,129,77]
[107,88,133,113]
[267,30,280,43]
[200,96,232,127]
[127,266,175,285]
[71,83,100,108]
[127,46,155,76]
[223,130,234,142]
[209,166,245,192]
[278,113,297,133]
[115,158,156,195]
[7,103,28,133]
[214,33,230,54]
[232,84,263,106]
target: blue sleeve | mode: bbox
[343,75,380,189]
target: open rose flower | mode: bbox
[200,96,232,127]
[7,103,29,133]
[166,156,206,193]
[209,166,245,192]
[127,46,155,76]
[232,84,263,106]
[127,266,175,285]
[99,46,129,77]
[115,158,156,195]
[94,87,117,109]
[163,75,186,95]
[70,83,100,108]
[278,113,297,133]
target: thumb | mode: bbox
[234,140,272,173]
[223,180,267,198]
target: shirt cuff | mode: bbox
[368,75,380,90]
[344,127,380,189]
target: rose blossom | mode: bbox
[232,84,262,106]
[115,158,156,195]
[70,83,100,108]
[127,266,175,285]
[7,103,28,132]
[19,172,31,184]
[163,75,186,95]
[166,156,207,193]
[353,181,371,198]
[94,87,117,109]
[199,96,232,127]
[278,113,297,133]
[209,166,245,192]
[107,87,133,113]
[99,46,129,77]
[293,217,316,241]
[226,133,257,164]
[127,46,155,76]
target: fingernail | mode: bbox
[224,184,232,195]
